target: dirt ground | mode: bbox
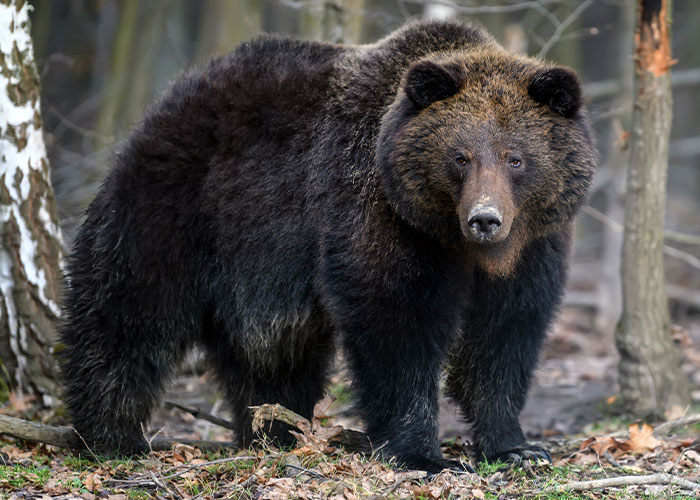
[151,307,700,447]
[2,306,697,500]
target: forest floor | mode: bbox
[0,307,699,499]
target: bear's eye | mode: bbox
[509,157,522,169]
[455,154,468,166]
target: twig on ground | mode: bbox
[605,414,700,440]
[150,471,183,500]
[370,471,426,500]
[670,442,700,475]
[284,463,327,479]
[164,400,235,430]
[237,472,259,495]
[540,473,700,494]
[655,414,700,435]
[553,413,700,451]
[604,450,621,468]
[108,456,260,485]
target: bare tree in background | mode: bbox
[301,0,365,44]
[0,0,63,406]
[617,0,690,418]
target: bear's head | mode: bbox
[376,51,596,276]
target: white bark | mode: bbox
[0,0,63,406]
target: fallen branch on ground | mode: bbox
[540,472,700,494]
[369,470,427,500]
[0,413,236,452]
[562,413,700,446]
[655,414,700,435]
[0,413,81,449]
[605,413,700,440]
[164,400,235,430]
[251,403,373,453]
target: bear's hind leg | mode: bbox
[206,325,334,448]
[61,305,196,455]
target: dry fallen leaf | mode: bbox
[171,451,186,464]
[580,435,627,458]
[410,483,435,499]
[627,423,660,454]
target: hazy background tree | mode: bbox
[0,0,63,407]
[617,0,690,418]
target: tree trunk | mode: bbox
[302,0,365,44]
[0,0,63,406]
[616,0,690,418]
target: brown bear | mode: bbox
[59,19,596,473]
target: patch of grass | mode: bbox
[0,464,51,488]
[205,457,257,477]
[57,476,85,492]
[182,479,202,496]
[531,493,590,500]
[547,464,579,480]
[62,454,98,470]
[126,488,151,499]
[475,459,508,475]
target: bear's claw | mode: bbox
[404,457,475,475]
[491,445,552,465]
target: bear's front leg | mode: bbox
[321,227,468,473]
[446,233,569,464]
[341,323,454,473]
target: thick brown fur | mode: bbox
[59,19,596,473]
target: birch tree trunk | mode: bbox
[616,0,690,418]
[0,0,63,406]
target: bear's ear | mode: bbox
[528,67,582,118]
[404,60,465,109]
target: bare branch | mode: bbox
[540,473,700,494]
[369,471,428,500]
[585,68,700,100]
[666,284,700,310]
[582,206,700,270]
[655,414,700,435]
[164,399,235,430]
[402,0,564,16]
[251,403,372,453]
[537,0,594,58]
[0,413,235,452]
[662,245,700,272]
[670,135,700,159]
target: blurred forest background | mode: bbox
[30,0,700,337]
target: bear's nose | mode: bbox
[467,208,502,239]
